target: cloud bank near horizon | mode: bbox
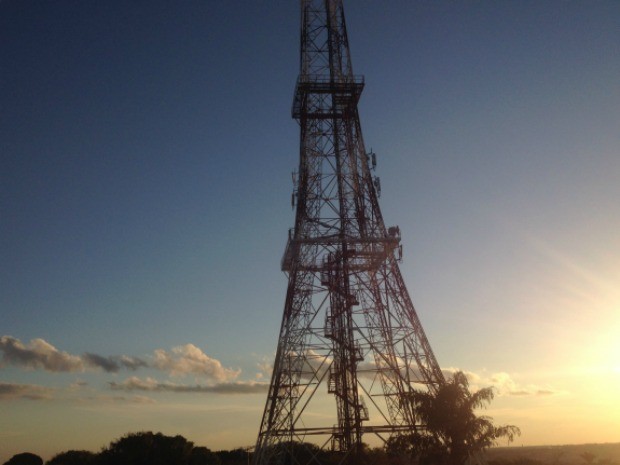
[0,382,53,401]
[0,336,239,382]
[1,336,263,402]
[109,376,268,394]
[1,336,559,403]
[441,367,562,397]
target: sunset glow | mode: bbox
[1,0,619,462]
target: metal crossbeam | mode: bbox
[253,2,445,465]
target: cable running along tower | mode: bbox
[254,2,445,464]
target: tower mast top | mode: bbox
[299,0,353,79]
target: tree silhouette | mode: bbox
[3,453,43,465]
[388,371,520,465]
[214,448,249,465]
[190,447,221,465]
[98,431,194,465]
[46,450,96,465]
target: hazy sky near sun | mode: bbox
[1,0,619,461]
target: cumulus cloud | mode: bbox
[83,353,148,373]
[1,336,233,381]
[83,353,121,372]
[488,371,560,397]
[0,336,262,398]
[119,355,149,370]
[109,376,268,395]
[0,336,150,373]
[256,360,273,380]
[441,367,483,384]
[152,344,241,382]
[440,368,560,397]
[0,336,83,372]
[0,382,53,401]
[489,371,520,395]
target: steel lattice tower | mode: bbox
[253,2,445,464]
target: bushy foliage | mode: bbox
[388,371,520,465]
[47,451,97,465]
[63,432,220,465]
[191,447,221,465]
[98,432,194,465]
[3,453,43,465]
[249,441,391,465]
[213,448,247,465]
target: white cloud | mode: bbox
[0,336,237,381]
[441,367,561,397]
[0,335,149,373]
[256,360,273,380]
[152,344,241,381]
[82,353,148,372]
[0,336,83,372]
[489,371,560,397]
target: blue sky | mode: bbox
[1,0,619,461]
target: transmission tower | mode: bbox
[253,2,445,464]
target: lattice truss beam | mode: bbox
[253,2,445,465]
